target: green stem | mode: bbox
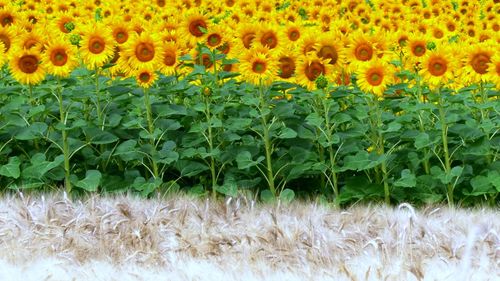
[205,96,217,201]
[321,91,339,204]
[143,87,159,179]
[259,84,276,197]
[95,67,103,130]
[416,75,430,174]
[437,91,453,207]
[478,83,492,165]
[28,84,40,151]
[372,97,390,204]
[57,78,72,194]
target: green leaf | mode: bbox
[75,170,102,192]
[340,151,385,171]
[414,132,431,149]
[383,121,402,133]
[0,156,21,179]
[487,170,500,191]
[277,127,297,139]
[394,169,417,188]
[178,161,209,177]
[86,128,119,144]
[260,189,275,203]
[216,183,238,197]
[114,140,142,161]
[15,122,48,140]
[22,154,64,179]
[236,151,264,169]
[279,188,295,203]
[305,112,323,127]
[469,175,494,195]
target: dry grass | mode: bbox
[0,193,498,280]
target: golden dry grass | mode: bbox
[0,193,498,280]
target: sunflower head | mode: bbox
[355,59,395,97]
[135,67,157,88]
[297,53,333,90]
[239,46,278,85]
[41,38,78,78]
[420,46,457,89]
[80,23,115,69]
[9,47,46,85]
[462,43,495,84]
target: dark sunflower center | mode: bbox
[18,55,39,74]
[471,53,490,74]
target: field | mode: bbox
[0,0,499,279]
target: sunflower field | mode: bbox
[0,0,498,206]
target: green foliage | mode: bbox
[0,53,498,207]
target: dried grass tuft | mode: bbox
[0,193,498,280]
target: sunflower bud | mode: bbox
[64,22,75,32]
[69,34,81,47]
[315,75,328,89]
[203,87,212,96]
[426,41,436,50]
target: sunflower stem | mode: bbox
[478,82,492,165]
[204,96,218,201]
[28,84,40,151]
[437,90,453,207]
[320,88,339,206]
[369,96,390,204]
[259,82,276,197]
[415,74,431,175]
[57,78,72,194]
[143,87,159,179]
[95,67,103,130]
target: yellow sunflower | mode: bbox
[488,53,500,89]
[345,31,377,71]
[420,46,457,90]
[13,27,45,51]
[238,46,278,85]
[256,24,284,51]
[356,59,395,97]
[122,31,161,71]
[276,47,298,83]
[135,67,158,89]
[183,11,209,46]
[41,38,78,78]
[296,53,333,90]
[461,42,495,85]
[159,41,180,76]
[80,23,115,69]
[0,25,15,55]
[316,32,345,69]
[0,7,16,27]
[110,21,130,45]
[8,47,46,85]
[0,40,5,67]
[204,24,227,50]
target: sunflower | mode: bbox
[462,43,495,84]
[13,28,45,51]
[8,47,46,85]
[110,21,130,45]
[122,31,161,71]
[183,11,209,45]
[345,31,376,71]
[0,40,5,67]
[296,53,332,90]
[488,53,500,89]
[52,12,76,34]
[283,21,302,43]
[205,25,227,49]
[41,38,78,78]
[159,41,180,76]
[238,46,278,85]
[275,47,298,83]
[135,67,157,88]
[256,25,283,51]
[297,29,319,56]
[420,46,457,90]
[236,23,258,49]
[316,32,345,70]
[79,23,115,69]
[0,25,15,55]
[355,59,395,97]
[0,7,15,27]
